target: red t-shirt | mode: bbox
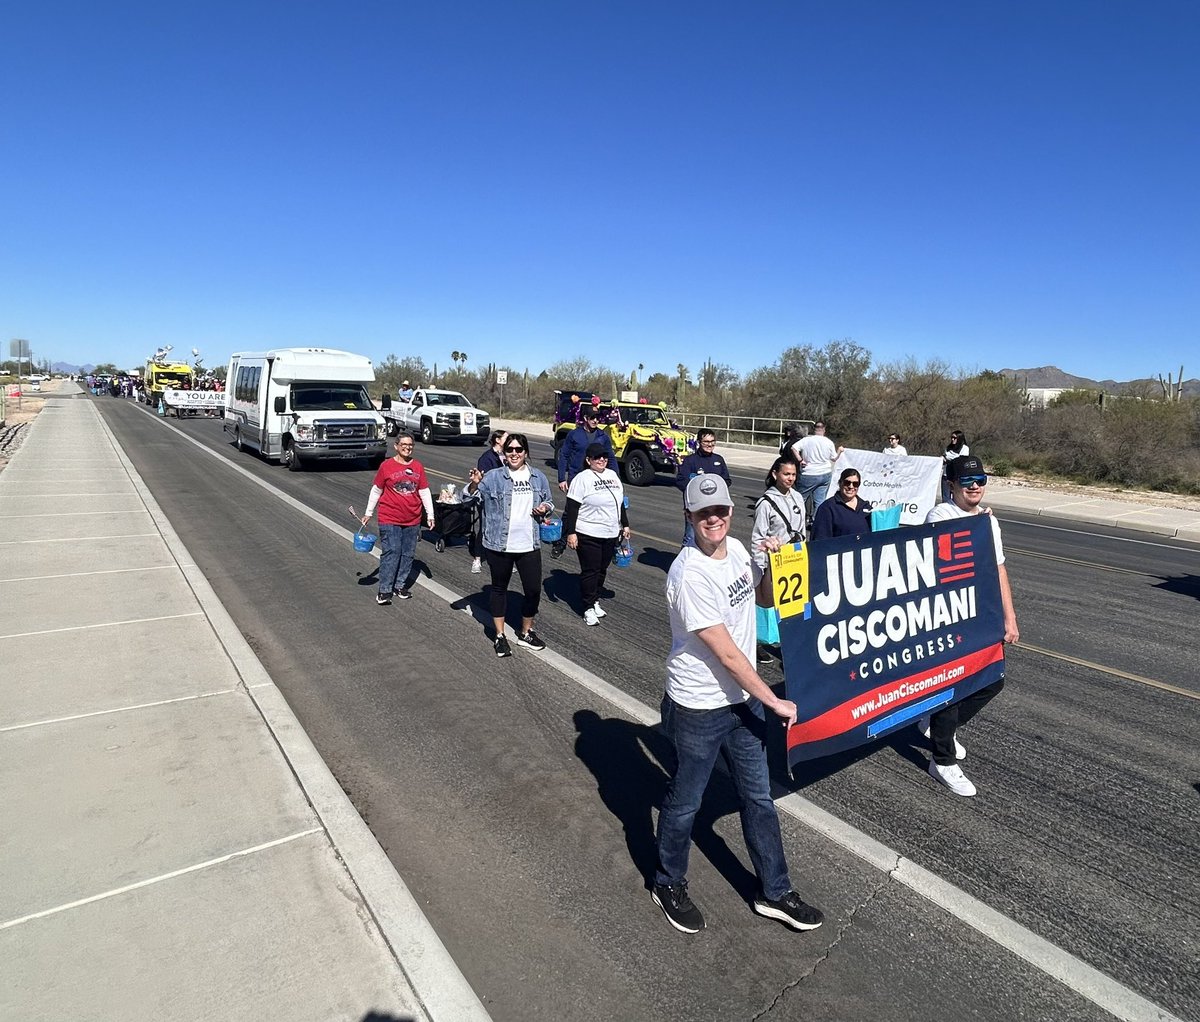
[372,458,429,526]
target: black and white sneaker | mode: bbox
[494,634,513,658]
[652,883,705,934]
[376,593,392,605]
[396,589,412,600]
[516,630,546,651]
[550,538,566,559]
[753,891,824,931]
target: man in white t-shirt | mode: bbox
[651,474,825,935]
[922,455,1019,797]
[883,432,908,456]
[792,421,843,512]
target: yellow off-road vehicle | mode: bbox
[552,391,694,486]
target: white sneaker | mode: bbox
[583,607,600,626]
[916,716,965,760]
[471,558,482,574]
[593,603,606,618]
[928,759,977,797]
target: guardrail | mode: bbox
[670,413,809,449]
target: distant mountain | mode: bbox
[52,362,93,375]
[999,366,1199,399]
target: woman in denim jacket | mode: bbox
[464,433,555,658]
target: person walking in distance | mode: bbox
[651,473,825,935]
[942,429,969,501]
[469,429,507,574]
[360,432,434,604]
[921,455,1019,797]
[674,429,731,546]
[792,421,843,518]
[562,443,630,625]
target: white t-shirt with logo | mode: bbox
[665,537,762,709]
[504,465,536,552]
[925,500,1004,565]
[566,468,624,539]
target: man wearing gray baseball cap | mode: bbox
[650,473,825,935]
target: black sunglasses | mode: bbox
[504,446,526,453]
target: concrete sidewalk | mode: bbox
[0,388,491,1022]
[496,416,1200,542]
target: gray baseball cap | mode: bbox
[685,474,733,512]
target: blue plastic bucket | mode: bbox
[613,542,634,568]
[539,518,563,542]
[353,529,376,553]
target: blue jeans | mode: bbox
[379,523,419,595]
[655,695,791,900]
[799,472,831,512]
[682,514,695,547]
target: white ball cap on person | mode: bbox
[685,474,734,512]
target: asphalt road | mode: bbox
[93,396,1199,1022]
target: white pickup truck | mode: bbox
[379,388,491,445]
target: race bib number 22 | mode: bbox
[770,544,810,620]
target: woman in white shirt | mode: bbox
[563,443,630,626]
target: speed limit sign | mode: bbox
[496,370,508,385]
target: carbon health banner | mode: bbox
[838,448,942,525]
[772,515,1006,766]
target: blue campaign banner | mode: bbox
[779,515,1007,766]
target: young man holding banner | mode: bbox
[923,456,1020,796]
[651,474,825,935]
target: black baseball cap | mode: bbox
[947,455,986,481]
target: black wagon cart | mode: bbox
[430,499,476,553]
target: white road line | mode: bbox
[0,565,173,584]
[126,407,1183,1022]
[0,533,159,545]
[0,829,322,930]
[0,492,138,497]
[0,689,236,733]
[0,612,203,641]
[0,509,148,518]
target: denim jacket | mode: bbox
[463,465,555,551]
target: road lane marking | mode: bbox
[0,612,203,641]
[1019,643,1199,702]
[0,829,322,930]
[0,689,237,733]
[0,565,173,584]
[121,404,1185,1022]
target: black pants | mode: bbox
[930,678,1005,765]
[575,533,617,610]
[484,547,543,621]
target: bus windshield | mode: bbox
[290,384,375,412]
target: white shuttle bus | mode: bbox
[223,347,387,471]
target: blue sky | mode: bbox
[3,1,1196,382]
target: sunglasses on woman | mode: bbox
[504,446,526,453]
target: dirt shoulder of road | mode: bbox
[0,378,64,472]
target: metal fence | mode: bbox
[669,413,813,449]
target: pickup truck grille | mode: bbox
[436,411,489,427]
[313,418,376,443]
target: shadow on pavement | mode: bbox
[573,709,761,902]
[1152,573,1200,600]
[637,545,677,573]
[361,1012,415,1022]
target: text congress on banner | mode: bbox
[772,515,1006,766]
